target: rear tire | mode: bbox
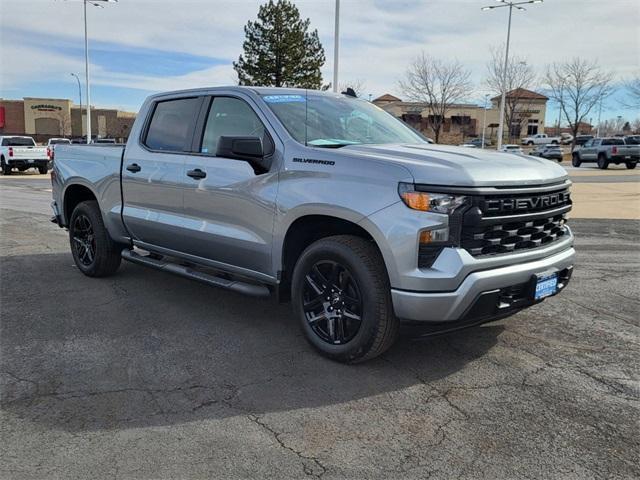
[69,200,122,277]
[291,235,399,363]
[1,157,11,175]
[597,154,609,170]
[627,162,637,170]
[571,153,581,167]
[38,166,48,174]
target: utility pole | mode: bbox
[333,0,340,92]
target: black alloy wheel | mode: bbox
[72,214,96,267]
[68,200,122,277]
[302,260,363,345]
[291,235,399,363]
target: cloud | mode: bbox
[1,0,638,115]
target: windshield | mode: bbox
[262,93,425,147]
[2,137,36,147]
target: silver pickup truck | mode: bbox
[571,137,639,169]
[51,87,575,363]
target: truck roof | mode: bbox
[145,86,346,102]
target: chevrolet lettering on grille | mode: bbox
[482,191,571,215]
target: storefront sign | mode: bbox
[31,104,63,112]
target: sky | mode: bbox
[1,0,639,125]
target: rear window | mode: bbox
[602,139,625,146]
[144,97,200,152]
[2,137,36,146]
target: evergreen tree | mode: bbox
[233,0,326,89]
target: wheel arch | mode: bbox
[276,211,387,302]
[62,182,98,226]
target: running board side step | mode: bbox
[121,249,271,297]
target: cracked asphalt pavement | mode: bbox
[1,177,639,479]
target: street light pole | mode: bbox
[333,0,340,93]
[70,73,82,136]
[79,0,117,144]
[84,0,91,143]
[482,0,543,149]
[481,94,489,149]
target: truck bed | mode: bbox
[54,144,125,183]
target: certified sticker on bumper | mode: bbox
[535,273,558,300]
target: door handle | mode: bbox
[126,163,141,173]
[187,168,207,179]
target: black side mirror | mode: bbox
[216,136,271,172]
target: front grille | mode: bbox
[460,186,572,257]
[461,213,568,256]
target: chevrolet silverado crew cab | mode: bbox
[1,136,49,175]
[571,137,639,169]
[51,87,575,363]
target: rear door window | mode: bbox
[144,97,201,152]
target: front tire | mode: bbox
[597,154,609,170]
[572,153,581,167]
[626,162,637,170]
[38,166,48,174]
[69,200,122,277]
[291,235,399,363]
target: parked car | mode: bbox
[46,138,72,164]
[499,144,524,154]
[560,133,574,145]
[572,137,639,169]
[0,136,49,175]
[52,86,575,363]
[529,144,563,162]
[92,138,117,144]
[521,133,561,146]
[467,138,491,148]
[47,138,72,148]
[574,135,594,146]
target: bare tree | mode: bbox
[399,53,472,143]
[597,117,626,137]
[545,58,613,147]
[338,79,367,98]
[485,45,537,142]
[620,76,640,110]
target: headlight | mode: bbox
[398,183,467,214]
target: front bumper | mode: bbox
[391,245,575,322]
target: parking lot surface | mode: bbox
[1,173,639,479]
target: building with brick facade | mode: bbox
[373,88,549,145]
[0,97,136,144]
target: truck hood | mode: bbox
[339,143,568,187]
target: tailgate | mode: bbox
[11,146,48,159]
